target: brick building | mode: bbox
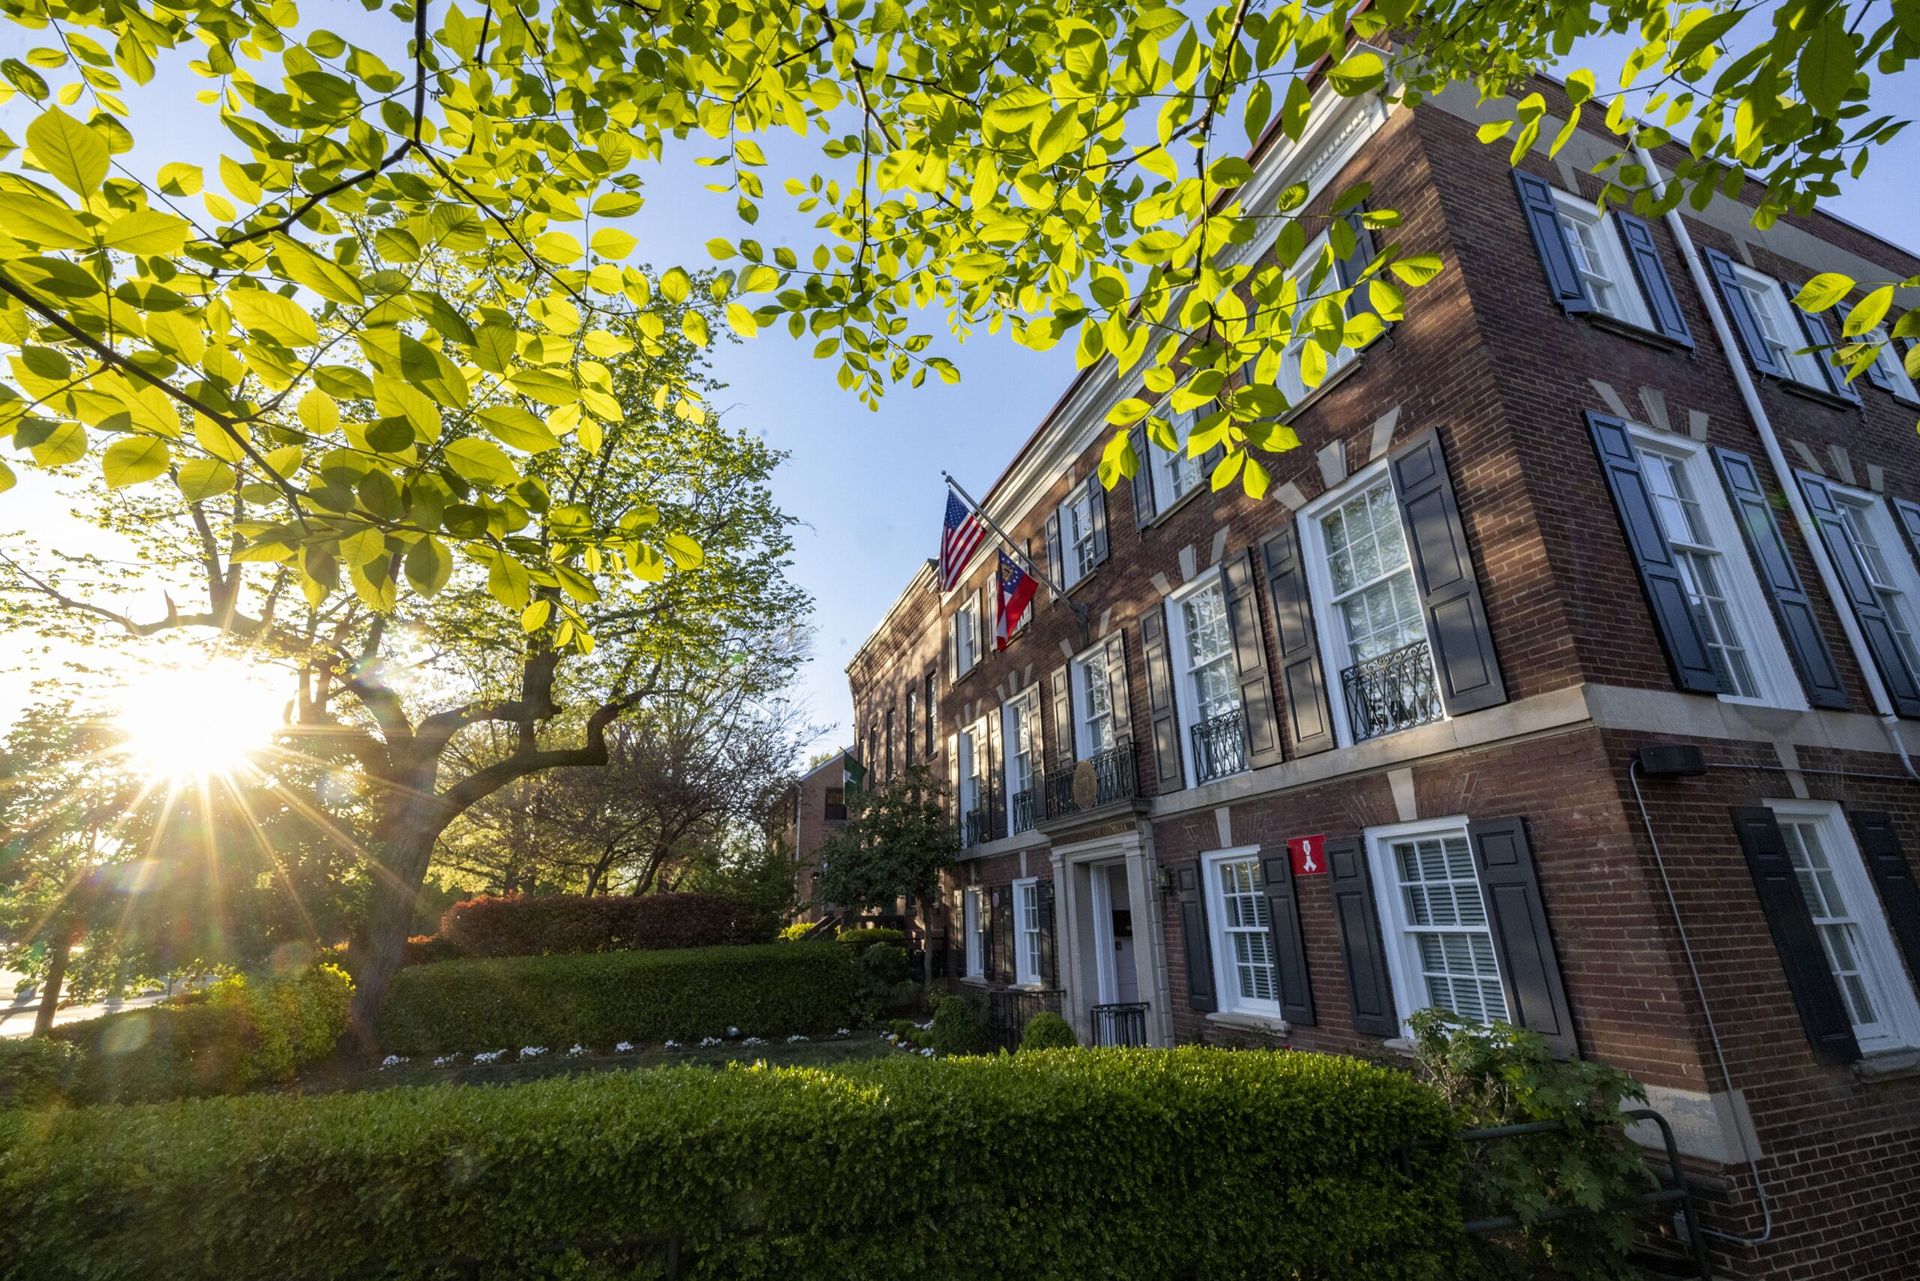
[844,72,1920,1278]
[779,749,852,924]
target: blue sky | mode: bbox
[1,21,1915,758]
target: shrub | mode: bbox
[929,995,984,1056]
[403,933,463,965]
[834,925,905,953]
[1410,1011,1652,1281]
[52,965,353,1104]
[1019,1011,1077,1052]
[0,1037,81,1110]
[378,943,856,1054]
[435,891,769,959]
[777,921,818,943]
[0,1048,1463,1281]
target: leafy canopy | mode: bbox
[0,0,1914,640]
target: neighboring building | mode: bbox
[845,69,1920,1280]
[781,749,852,923]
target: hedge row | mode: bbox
[429,891,768,960]
[377,942,855,1054]
[0,1049,1464,1281]
[48,965,353,1105]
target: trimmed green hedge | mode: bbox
[377,942,856,1053]
[0,1048,1463,1280]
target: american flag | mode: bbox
[938,489,986,591]
[994,550,1038,651]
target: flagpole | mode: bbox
[941,471,1090,644]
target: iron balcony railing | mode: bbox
[1340,638,1444,742]
[1009,784,1038,835]
[1190,708,1248,784]
[1090,1002,1150,1047]
[985,987,1064,1053]
[1042,738,1139,820]
[961,777,1004,848]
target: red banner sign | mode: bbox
[1287,833,1328,876]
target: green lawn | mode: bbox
[295,1031,901,1095]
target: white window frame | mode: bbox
[952,595,981,676]
[1071,638,1118,759]
[1367,816,1510,1035]
[1764,799,1920,1055]
[1011,877,1042,987]
[1549,190,1652,331]
[1730,263,1827,390]
[1001,688,1040,829]
[1855,328,1920,405]
[1631,428,1808,712]
[963,887,984,979]
[957,717,988,843]
[1058,487,1099,588]
[1298,461,1446,748]
[1202,846,1283,1019]
[1828,482,1920,682]
[1276,230,1360,407]
[1145,404,1210,515]
[1162,570,1240,788]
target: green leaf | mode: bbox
[97,208,190,255]
[1794,273,1852,313]
[444,437,519,487]
[0,458,13,494]
[405,537,453,595]
[488,553,532,610]
[0,191,91,247]
[1842,286,1892,338]
[26,106,107,195]
[659,267,691,303]
[521,598,553,631]
[1798,15,1853,118]
[591,227,637,258]
[1389,253,1444,286]
[102,435,170,487]
[156,162,202,195]
[175,457,235,501]
[477,405,560,453]
[725,302,759,337]
[1033,105,1086,167]
[1326,51,1385,97]
[662,532,704,568]
[229,289,319,347]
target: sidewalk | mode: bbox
[0,982,170,1038]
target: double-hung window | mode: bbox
[904,689,917,766]
[1012,877,1042,986]
[1833,488,1920,678]
[1643,449,1761,699]
[1002,689,1039,833]
[1146,404,1209,513]
[1062,488,1100,585]
[1303,466,1442,744]
[953,597,981,675]
[958,719,987,846]
[1767,801,1920,1054]
[1730,263,1828,390]
[1073,647,1117,758]
[1276,231,1360,408]
[1167,575,1243,784]
[1370,819,1509,1030]
[963,887,984,979]
[1857,327,1920,404]
[1551,191,1652,330]
[1204,849,1280,1018]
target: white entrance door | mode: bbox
[1089,862,1138,1004]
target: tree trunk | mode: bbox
[345,797,446,1058]
[32,931,72,1038]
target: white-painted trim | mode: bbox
[962,887,984,980]
[1000,687,1041,832]
[1163,568,1234,788]
[1364,815,1497,1036]
[1200,846,1283,1020]
[1011,876,1042,988]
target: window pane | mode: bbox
[1393,833,1508,1025]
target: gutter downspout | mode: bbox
[1635,144,1920,784]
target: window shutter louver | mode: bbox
[982,886,999,983]
[1049,664,1074,769]
[1890,497,1920,570]
[1036,878,1057,987]
[1612,211,1694,347]
[1335,208,1382,324]
[1847,811,1920,988]
[1796,472,1920,716]
[946,731,960,839]
[1702,247,1787,377]
[1224,550,1284,769]
[1130,426,1156,527]
[1087,474,1110,565]
[1389,430,1507,714]
[995,886,1017,985]
[1512,171,1592,314]
[1045,509,1064,599]
[1103,633,1132,746]
[1140,605,1184,792]
[985,707,1003,837]
[1789,284,1860,403]
[1174,864,1217,1012]
[1838,303,1896,392]
[1587,412,1727,694]
[1261,522,1334,756]
[1260,850,1315,1026]
[1713,448,1848,709]
[1329,838,1398,1037]
[972,585,986,665]
[1730,805,1862,1065]
[1468,818,1578,1058]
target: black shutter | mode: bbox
[985,707,1004,839]
[991,886,1015,986]
[1702,247,1787,377]
[1335,208,1381,323]
[1174,863,1216,1012]
[1036,878,1057,988]
[1612,211,1693,348]
[1260,850,1315,1026]
[1049,664,1074,769]
[1468,818,1578,1058]
[1796,473,1920,716]
[1730,806,1861,1065]
[1390,430,1506,714]
[1587,412,1726,694]
[1512,170,1591,315]
[1713,448,1848,709]
[1850,812,1920,988]
[1790,285,1860,403]
[1086,474,1109,566]
[1103,634,1132,746]
[1224,550,1283,769]
[1329,837,1398,1037]
[1045,508,1064,601]
[1838,303,1896,393]
[1130,426,1157,526]
[1261,522,1334,756]
[1891,497,1920,570]
[1141,605,1184,792]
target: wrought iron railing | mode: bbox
[985,987,1063,1052]
[1190,708,1248,783]
[961,778,1004,848]
[1009,785,1038,834]
[1091,1002,1150,1047]
[1339,638,1443,742]
[1042,738,1138,820]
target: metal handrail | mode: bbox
[1090,1001,1150,1047]
[1041,737,1139,819]
[1340,638,1443,741]
[1190,708,1248,783]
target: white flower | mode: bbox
[835,1028,851,1038]
[786,1034,809,1043]
[726,1026,740,1038]
[663,1039,682,1050]
[742,1036,766,1047]
[614,1041,635,1053]
[379,1055,408,1069]
[915,1020,933,1031]
[920,1047,935,1057]
[566,1044,587,1056]
[432,1054,462,1068]
[473,1049,507,1065]
[520,1046,546,1058]
[699,1035,722,1048]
